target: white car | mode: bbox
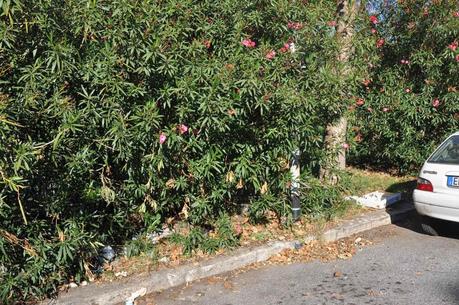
[413,131,459,235]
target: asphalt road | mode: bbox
[140,213,459,305]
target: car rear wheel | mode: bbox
[421,216,440,236]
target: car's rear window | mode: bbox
[428,135,459,165]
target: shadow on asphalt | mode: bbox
[387,203,459,305]
[384,180,459,239]
[391,209,459,239]
[445,285,459,305]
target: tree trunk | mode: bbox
[320,0,360,184]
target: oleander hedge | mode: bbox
[349,0,459,173]
[1,0,456,302]
[0,0,372,302]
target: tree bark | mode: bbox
[320,0,360,184]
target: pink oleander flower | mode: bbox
[369,15,378,24]
[287,21,303,30]
[400,59,410,65]
[448,41,458,51]
[356,98,365,106]
[242,39,256,48]
[203,40,211,49]
[432,99,440,108]
[342,143,350,150]
[265,50,276,60]
[327,20,337,27]
[453,11,459,18]
[371,28,377,34]
[405,88,411,93]
[456,54,459,62]
[383,107,390,113]
[178,124,188,134]
[376,38,385,48]
[279,43,290,53]
[159,132,167,144]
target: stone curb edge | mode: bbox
[44,202,414,305]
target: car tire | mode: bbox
[421,216,440,236]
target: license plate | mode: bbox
[447,176,459,188]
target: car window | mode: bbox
[428,135,459,165]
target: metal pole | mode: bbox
[290,148,301,221]
[288,42,301,221]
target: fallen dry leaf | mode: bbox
[223,281,234,290]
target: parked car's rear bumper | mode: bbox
[414,189,459,222]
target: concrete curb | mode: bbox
[43,202,414,305]
[320,201,414,243]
